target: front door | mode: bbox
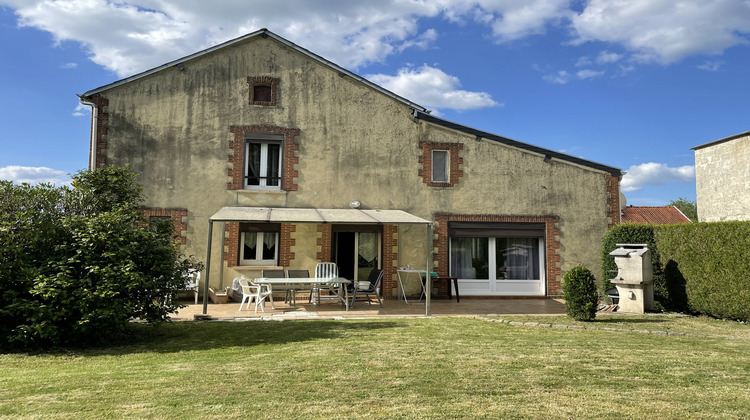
[334,231,381,281]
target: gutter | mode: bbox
[77,94,97,170]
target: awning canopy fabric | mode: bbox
[208,207,430,225]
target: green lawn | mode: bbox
[2,316,749,419]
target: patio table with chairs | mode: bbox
[254,276,351,310]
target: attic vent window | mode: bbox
[253,85,272,103]
[247,76,279,106]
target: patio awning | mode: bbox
[208,207,430,225]
[202,206,433,316]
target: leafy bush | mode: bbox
[0,166,202,349]
[562,265,598,321]
[655,222,750,322]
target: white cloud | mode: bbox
[543,70,571,84]
[0,166,71,186]
[697,60,723,71]
[596,50,622,64]
[60,62,77,69]
[2,0,748,80]
[575,56,592,67]
[72,102,88,117]
[576,69,604,79]
[367,65,500,111]
[621,162,695,192]
[571,0,750,64]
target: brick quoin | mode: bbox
[605,173,621,228]
[316,224,332,262]
[381,225,399,299]
[279,223,296,267]
[86,96,109,169]
[227,125,300,191]
[141,208,188,245]
[418,141,464,187]
[434,213,562,296]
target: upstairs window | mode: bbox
[244,133,283,189]
[432,150,449,183]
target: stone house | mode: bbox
[692,131,750,222]
[78,29,622,299]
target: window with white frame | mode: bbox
[244,133,283,189]
[451,237,541,280]
[431,149,449,183]
[239,224,279,266]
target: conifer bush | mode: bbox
[562,265,598,321]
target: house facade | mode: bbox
[692,131,750,222]
[79,29,622,299]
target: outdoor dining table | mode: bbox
[254,277,352,310]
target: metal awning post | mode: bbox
[425,222,432,316]
[202,220,213,315]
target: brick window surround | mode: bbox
[247,76,279,106]
[141,208,188,245]
[227,125,300,191]
[224,222,294,267]
[418,141,463,187]
[433,214,562,296]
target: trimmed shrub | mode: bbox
[562,265,598,321]
[655,221,750,322]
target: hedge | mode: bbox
[655,221,750,322]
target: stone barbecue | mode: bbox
[609,244,654,313]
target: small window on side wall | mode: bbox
[432,150,449,183]
[247,76,279,106]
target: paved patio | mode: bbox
[171,296,566,321]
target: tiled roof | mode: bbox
[621,206,692,224]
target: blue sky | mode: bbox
[1,0,749,206]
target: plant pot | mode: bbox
[209,287,228,304]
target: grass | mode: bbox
[1,316,749,419]
[493,313,750,339]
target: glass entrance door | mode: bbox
[334,231,381,281]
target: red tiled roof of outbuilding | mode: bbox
[621,206,692,224]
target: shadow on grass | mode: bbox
[50,319,410,356]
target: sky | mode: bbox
[1,0,748,206]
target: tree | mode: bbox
[669,197,698,222]
[0,165,202,349]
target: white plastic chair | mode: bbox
[186,270,200,304]
[237,276,275,313]
[313,262,340,304]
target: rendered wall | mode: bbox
[695,134,750,222]
[91,35,617,295]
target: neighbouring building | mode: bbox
[621,206,691,224]
[78,29,622,299]
[692,131,750,222]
